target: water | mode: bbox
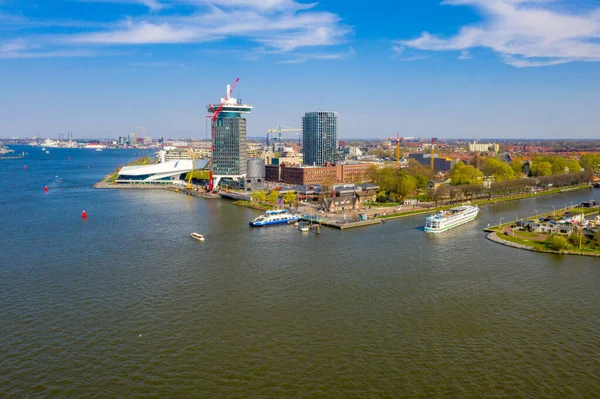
[1,146,599,397]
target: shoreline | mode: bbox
[486,231,600,257]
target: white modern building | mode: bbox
[469,141,500,153]
[116,159,209,183]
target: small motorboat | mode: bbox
[190,232,205,241]
[298,222,310,232]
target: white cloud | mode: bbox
[63,0,350,55]
[459,50,471,60]
[398,0,600,67]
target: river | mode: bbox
[1,146,599,397]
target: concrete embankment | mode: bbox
[486,232,600,257]
[94,182,219,199]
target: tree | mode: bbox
[393,174,417,200]
[532,161,553,177]
[482,158,515,181]
[546,235,568,251]
[449,162,484,185]
[283,191,297,205]
[580,154,600,173]
[251,191,267,202]
[267,190,280,204]
[510,158,524,178]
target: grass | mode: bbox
[495,230,600,255]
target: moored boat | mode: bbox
[298,222,310,232]
[424,205,479,233]
[249,209,300,227]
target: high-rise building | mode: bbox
[207,84,253,186]
[302,111,338,166]
[128,132,137,146]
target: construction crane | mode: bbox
[186,149,200,190]
[206,77,240,191]
[268,125,302,145]
[430,137,437,170]
[388,134,414,168]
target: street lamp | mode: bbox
[500,217,504,229]
[552,206,556,219]
[534,209,538,219]
[514,213,518,236]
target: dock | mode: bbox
[300,214,384,230]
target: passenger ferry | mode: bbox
[249,209,300,227]
[424,205,479,233]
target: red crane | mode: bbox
[206,77,240,191]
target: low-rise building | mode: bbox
[322,196,358,213]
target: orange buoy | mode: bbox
[82,210,88,219]
[44,186,49,192]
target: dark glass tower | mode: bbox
[302,111,338,166]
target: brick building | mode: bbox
[265,163,373,185]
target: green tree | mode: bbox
[546,235,569,251]
[449,162,484,185]
[251,191,267,202]
[267,190,280,204]
[580,154,600,173]
[482,158,515,181]
[393,174,417,200]
[510,158,524,177]
[532,161,553,177]
[283,191,297,205]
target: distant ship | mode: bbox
[424,205,479,233]
[249,209,300,227]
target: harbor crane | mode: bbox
[268,125,302,145]
[206,77,240,191]
[388,134,414,168]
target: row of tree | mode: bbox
[367,160,433,201]
[251,190,297,205]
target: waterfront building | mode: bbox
[302,111,338,166]
[469,141,500,153]
[116,159,208,183]
[128,132,137,146]
[208,85,253,187]
[266,163,373,185]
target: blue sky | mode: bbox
[1,0,599,139]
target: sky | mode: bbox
[1,0,599,140]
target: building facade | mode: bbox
[207,85,253,186]
[468,142,500,153]
[266,163,373,185]
[213,118,247,176]
[302,111,338,166]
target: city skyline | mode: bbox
[1,0,599,139]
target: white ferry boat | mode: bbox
[249,209,300,227]
[424,205,479,233]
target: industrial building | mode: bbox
[208,84,253,187]
[302,111,338,166]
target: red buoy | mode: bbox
[82,210,88,219]
[68,157,71,161]
[44,186,49,192]
[24,165,28,170]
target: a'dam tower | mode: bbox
[207,82,253,188]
